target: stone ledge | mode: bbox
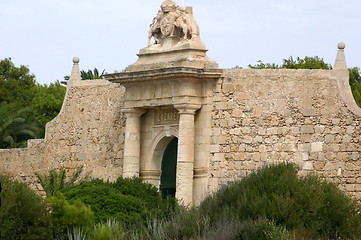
[104,67,223,84]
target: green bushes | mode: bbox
[48,192,94,233]
[62,177,175,226]
[198,163,361,239]
[0,175,52,239]
[129,163,361,240]
[2,164,361,239]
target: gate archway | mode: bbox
[160,137,178,198]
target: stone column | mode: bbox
[175,104,201,206]
[121,108,146,178]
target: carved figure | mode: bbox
[147,10,163,46]
[147,0,199,47]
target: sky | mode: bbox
[1,0,360,85]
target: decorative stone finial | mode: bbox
[334,42,347,70]
[73,57,80,64]
[68,57,81,87]
[338,42,346,50]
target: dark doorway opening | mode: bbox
[160,138,178,198]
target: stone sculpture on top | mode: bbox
[147,0,201,48]
[125,0,218,71]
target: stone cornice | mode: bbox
[103,67,223,84]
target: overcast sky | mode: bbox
[1,0,360,85]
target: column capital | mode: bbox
[174,104,201,114]
[121,108,146,117]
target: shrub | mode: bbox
[62,177,176,226]
[92,219,125,240]
[48,192,94,233]
[0,175,52,239]
[198,163,361,239]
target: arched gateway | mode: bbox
[160,137,178,198]
[103,0,222,205]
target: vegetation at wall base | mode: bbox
[197,163,361,240]
[2,163,361,239]
[124,163,361,240]
[0,175,52,239]
[35,165,84,197]
[61,177,177,226]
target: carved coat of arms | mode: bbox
[160,13,176,37]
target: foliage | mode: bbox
[30,80,66,126]
[349,67,361,107]
[349,66,361,84]
[62,177,176,225]
[198,163,361,239]
[0,58,66,141]
[0,102,41,148]
[0,175,52,239]
[248,56,332,70]
[67,227,88,240]
[0,58,37,106]
[48,192,94,233]
[81,68,105,80]
[35,165,83,197]
[128,163,361,240]
[248,60,281,69]
[92,219,125,240]
[62,68,105,85]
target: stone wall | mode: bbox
[209,68,361,198]
[1,62,361,201]
[0,80,125,191]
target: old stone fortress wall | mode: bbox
[1,0,360,205]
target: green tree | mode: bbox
[248,56,332,70]
[0,58,66,140]
[0,58,37,105]
[30,80,66,127]
[349,67,361,107]
[0,102,40,148]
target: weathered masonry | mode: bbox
[1,1,360,205]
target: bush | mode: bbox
[0,175,52,239]
[48,192,94,233]
[198,163,361,239]
[92,219,125,240]
[129,163,361,239]
[62,177,176,226]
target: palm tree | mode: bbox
[35,166,83,197]
[81,68,105,80]
[61,68,105,86]
[0,102,40,148]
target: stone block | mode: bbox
[302,108,317,117]
[311,142,323,152]
[324,134,334,143]
[300,134,312,143]
[298,143,311,152]
[303,161,314,170]
[301,125,314,134]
